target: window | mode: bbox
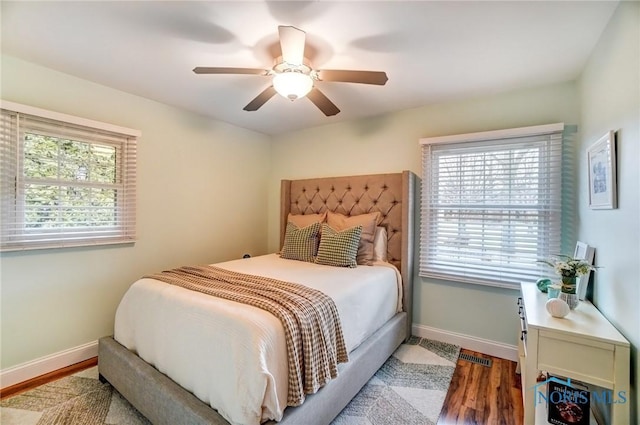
[419,123,565,288]
[1,101,139,251]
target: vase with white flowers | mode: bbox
[539,255,597,309]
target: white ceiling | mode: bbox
[1,1,618,135]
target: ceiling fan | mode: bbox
[193,26,388,116]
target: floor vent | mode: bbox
[459,352,492,367]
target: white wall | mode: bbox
[270,81,580,347]
[0,55,272,369]
[578,3,639,423]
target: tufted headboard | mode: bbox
[280,171,417,338]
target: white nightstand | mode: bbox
[517,282,630,425]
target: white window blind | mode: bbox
[419,124,564,288]
[1,102,139,251]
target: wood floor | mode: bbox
[2,349,523,424]
[0,357,98,399]
[438,349,524,425]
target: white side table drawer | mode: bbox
[538,332,615,388]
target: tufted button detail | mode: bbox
[308,200,312,204]
[346,185,351,190]
[316,187,320,192]
[373,200,378,205]
[302,188,306,193]
[364,185,369,190]
[382,185,388,190]
[330,186,335,192]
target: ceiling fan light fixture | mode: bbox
[273,71,313,101]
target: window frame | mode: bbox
[419,123,565,289]
[1,100,140,251]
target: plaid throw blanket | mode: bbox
[145,265,349,406]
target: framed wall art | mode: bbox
[587,130,617,209]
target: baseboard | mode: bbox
[0,329,517,389]
[412,324,518,362]
[0,340,98,390]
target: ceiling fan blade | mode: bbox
[316,70,388,85]
[278,26,306,65]
[193,67,268,75]
[307,88,340,116]
[243,86,277,111]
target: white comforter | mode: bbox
[114,254,400,425]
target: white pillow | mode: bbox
[373,226,388,262]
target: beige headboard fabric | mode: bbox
[280,171,417,338]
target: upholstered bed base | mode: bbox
[98,171,417,425]
[98,312,405,425]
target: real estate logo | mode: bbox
[531,376,627,425]
[532,376,627,406]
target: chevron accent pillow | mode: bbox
[280,222,321,263]
[315,224,363,268]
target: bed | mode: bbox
[98,170,417,425]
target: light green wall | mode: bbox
[0,55,272,369]
[270,81,581,346]
[577,3,639,423]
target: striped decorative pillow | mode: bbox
[280,222,321,263]
[315,224,363,268]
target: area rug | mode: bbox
[1,337,459,425]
